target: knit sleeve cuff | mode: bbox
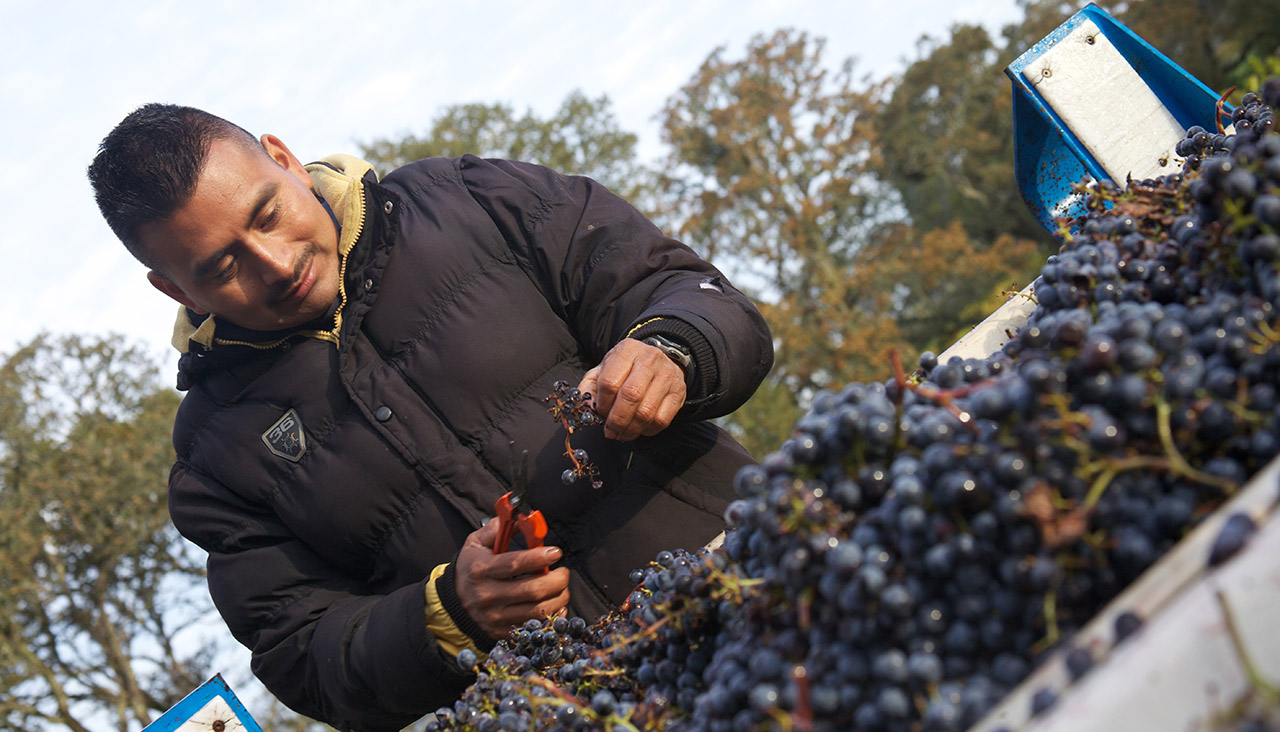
[626,317,718,405]
[437,561,499,653]
[423,563,484,660]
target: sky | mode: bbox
[0,0,1027,718]
[0,0,1026,378]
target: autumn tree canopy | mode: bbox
[361,90,646,199]
[352,3,1278,459]
[0,335,209,731]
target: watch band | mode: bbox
[641,334,693,373]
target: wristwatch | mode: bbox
[641,334,693,375]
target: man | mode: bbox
[88,104,772,731]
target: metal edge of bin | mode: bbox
[970,457,1280,732]
[929,259,1280,730]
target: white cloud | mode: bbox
[4,0,1033,363]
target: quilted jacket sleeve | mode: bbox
[168,462,472,732]
[455,155,774,419]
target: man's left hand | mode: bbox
[579,339,686,442]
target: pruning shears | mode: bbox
[492,445,547,570]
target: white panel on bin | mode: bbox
[938,284,1038,363]
[1023,19,1185,183]
[173,695,244,732]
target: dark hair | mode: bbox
[87,103,260,270]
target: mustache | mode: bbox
[266,244,317,308]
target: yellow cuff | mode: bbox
[424,563,484,660]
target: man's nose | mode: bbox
[247,235,294,283]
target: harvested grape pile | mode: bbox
[426,81,1280,732]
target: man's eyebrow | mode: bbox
[191,183,279,279]
[244,182,279,230]
[192,244,236,280]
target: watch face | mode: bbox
[644,336,692,370]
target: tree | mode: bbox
[658,29,892,392]
[1099,0,1280,94]
[879,0,1280,247]
[656,29,1040,455]
[875,23,1048,246]
[0,334,209,731]
[860,222,1041,354]
[360,90,648,200]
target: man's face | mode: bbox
[140,134,341,333]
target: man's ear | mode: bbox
[260,133,313,189]
[148,271,207,314]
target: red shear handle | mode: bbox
[493,493,519,554]
[517,511,547,550]
[492,493,549,575]
[517,511,549,575]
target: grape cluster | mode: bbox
[1178,82,1279,172]
[430,82,1280,732]
[427,547,737,731]
[545,380,604,489]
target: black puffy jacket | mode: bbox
[166,154,772,731]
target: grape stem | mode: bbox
[1082,456,1173,509]
[1153,398,1239,493]
[1034,588,1060,654]
[1214,589,1280,702]
[564,433,582,470]
[1216,86,1236,135]
[1001,283,1038,305]
[1064,397,1238,511]
[790,664,814,732]
[888,349,988,433]
[523,675,644,732]
[1251,319,1280,354]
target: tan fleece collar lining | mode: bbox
[308,153,376,260]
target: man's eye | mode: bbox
[261,204,280,229]
[214,260,238,281]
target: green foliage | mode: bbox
[0,334,208,731]
[876,24,1047,245]
[715,377,803,463]
[1114,0,1280,94]
[360,90,648,200]
[657,30,896,397]
[1231,54,1280,101]
[657,29,1040,451]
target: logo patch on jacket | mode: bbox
[262,409,307,462]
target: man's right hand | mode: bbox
[454,519,570,639]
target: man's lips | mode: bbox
[279,255,316,307]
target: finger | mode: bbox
[577,367,601,410]
[617,360,687,441]
[590,350,634,420]
[517,567,570,604]
[487,578,571,628]
[469,516,501,547]
[614,350,691,441]
[638,387,686,438]
[603,364,657,441]
[479,567,571,621]
[479,545,563,580]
